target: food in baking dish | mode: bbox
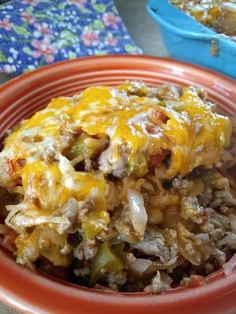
[170,0,236,41]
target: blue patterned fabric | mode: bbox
[0,0,142,74]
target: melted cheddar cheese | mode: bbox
[3,84,231,179]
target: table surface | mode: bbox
[0,0,168,312]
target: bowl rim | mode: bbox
[0,55,236,314]
[0,54,235,91]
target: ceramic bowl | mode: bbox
[0,56,236,314]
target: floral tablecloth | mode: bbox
[0,0,142,74]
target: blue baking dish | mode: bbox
[147,0,236,79]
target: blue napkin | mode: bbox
[0,0,142,74]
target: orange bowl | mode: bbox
[0,56,236,314]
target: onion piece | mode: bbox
[127,257,152,276]
[223,254,236,276]
[5,202,70,234]
[128,189,147,237]
[219,233,236,249]
[5,204,26,232]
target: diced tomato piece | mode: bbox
[0,228,17,253]
[185,275,205,288]
[150,150,168,166]
[15,158,26,167]
[155,108,168,123]
[6,159,16,175]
